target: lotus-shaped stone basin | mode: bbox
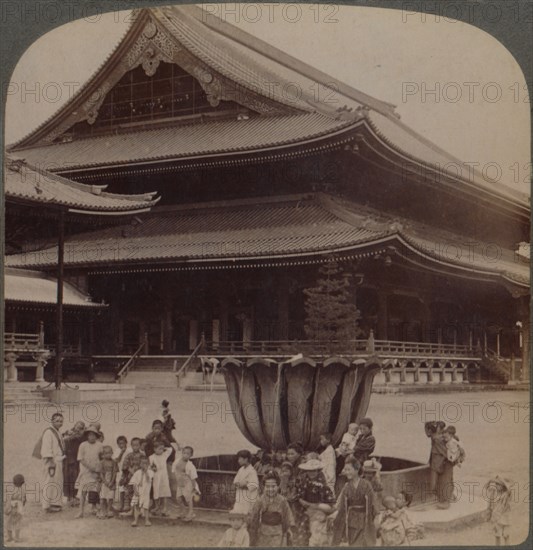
[220,356,380,450]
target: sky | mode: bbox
[4,3,531,194]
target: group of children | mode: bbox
[63,401,201,527]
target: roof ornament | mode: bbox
[8,157,25,173]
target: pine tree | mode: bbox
[303,259,360,346]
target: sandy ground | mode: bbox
[3,387,530,547]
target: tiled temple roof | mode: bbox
[4,155,159,214]
[7,6,528,208]
[4,268,104,307]
[5,194,528,288]
[15,113,352,172]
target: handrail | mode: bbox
[202,338,476,356]
[175,336,205,387]
[116,338,146,383]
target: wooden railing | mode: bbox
[175,337,205,388]
[4,332,44,352]
[116,338,146,384]
[203,338,481,359]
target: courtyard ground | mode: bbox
[3,387,530,547]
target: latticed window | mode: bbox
[66,62,247,138]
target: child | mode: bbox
[396,492,424,541]
[144,420,172,457]
[161,400,178,446]
[114,436,130,512]
[217,508,250,547]
[318,433,336,495]
[362,458,383,507]
[336,423,358,456]
[63,421,86,506]
[486,477,512,545]
[98,445,118,519]
[273,449,287,470]
[129,456,154,527]
[253,450,273,476]
[149,441,177,516]
[279,461,296,500]
[75,425,104,518]
[120,437,145,514]
[375,495,409,546]
[5,474,26,543]
[443,426,465,466]
[249,471,294,546]
[172,446,201,521]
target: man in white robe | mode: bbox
[41,412,66,511]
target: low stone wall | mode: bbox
[42,383,136,403]
[192,454,431,510]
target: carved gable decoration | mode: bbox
[42,17,293,144]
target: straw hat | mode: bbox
[298,459,324,471]
[84,424,100,436]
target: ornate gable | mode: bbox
[14,10,304,148]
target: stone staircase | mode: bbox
[121,355,227,391]
[180,370,226,392]
[3,382,50,404]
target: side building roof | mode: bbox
[4,267,105,308]
[4,155,159,215]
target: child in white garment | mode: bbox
[336,423,359,456]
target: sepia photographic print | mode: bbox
[1,1,531,547]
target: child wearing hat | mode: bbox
[217,508,250,547]
[5,474,26,543]
[75,424,104,518]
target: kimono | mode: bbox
[233,464,259,515]
[249,493,294,547]
[429,434,454,505]
[332,477,377,546]
[291,473,336,547]
[99,458,118,500]
[149,447,173,499]
[40,426,65,509]
[217,525,250,547]
[63,432,84,499]
[319,445,337,495]
[353,432,376,463]
[129,468,154,510]
[5,486,25,533]
[76,440,103,494]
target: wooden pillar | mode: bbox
[519,299,530,382]
[117,318,124,353]
[163,306,173,353]
[377,292,388,340]
[55,209,65,389]
[219,295,229,343]
[88,315,95,355]
[277,275,289,340]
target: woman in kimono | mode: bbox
[425,421,454,508]
[332,456,377,546]
[249,471,294,547]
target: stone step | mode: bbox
[122,371,178,388]
[184,384,227,392]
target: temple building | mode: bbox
[5,5,530,382]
